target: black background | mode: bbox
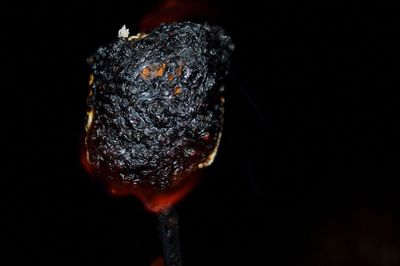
[2,1,400,265]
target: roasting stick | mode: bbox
[158,207,182,266]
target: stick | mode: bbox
[158,207,183,266]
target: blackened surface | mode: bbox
[86,22,233,190]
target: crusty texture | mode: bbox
[85,22,234,190]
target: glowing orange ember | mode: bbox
[141,64,168,80]
[173,86,182,95]
[156,63,167,77]
[141,67,151,79]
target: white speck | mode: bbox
[118,25,129,38]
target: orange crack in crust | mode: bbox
[141,63,167,80]
[156,63,166,77]
[175,64,183,77]
[173,86,182,95]
[140,67,151,79]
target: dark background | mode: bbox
[2,1,400,265]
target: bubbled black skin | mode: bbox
[85,22,234,191]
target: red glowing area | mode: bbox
[150,257,164,266]
[139,0,215,32]
[81,145,199,213]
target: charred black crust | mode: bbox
[85,22,234,190]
